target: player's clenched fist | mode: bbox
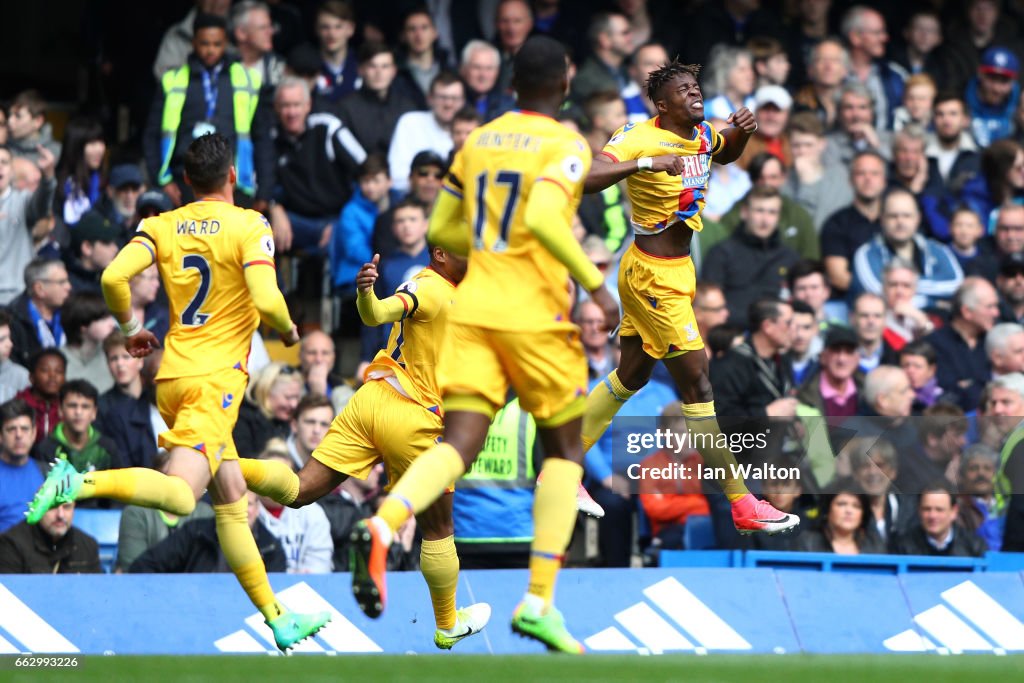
[727,107,757,134]
[650,154,686,175]
[356,253,381,294]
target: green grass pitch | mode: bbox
[7,654,1024,683]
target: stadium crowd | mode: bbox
[3,0,1024,574]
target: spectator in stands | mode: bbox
[622,42,669,123]
[852,365,918,459]
[947,208,992,276]
[794,38,850,129]
[317,462,377,571]
[54,117,107,231]
[98,164,145,236]
[899,340,943,413]
[892,74,935,133]
[153,0,231,79]
[0,313,28,404]
[894,481,986,557]
[999,257,1024,324]
[749,36,790,89]
[62,211,120,295]
[6,90,62,164]
[136,189,173,219]
[576,299,617,380]
[144,13,274,208]
[821,151,886,297]
[337,43,419,158]
[693,282,730,359]
[256,446,334,573]
[737,85,792,169]
[792,259,848,327]
[797,325,865,420]
[130,491,285,573]
[387,72,464,193]
[703,187,801,328]
[963,145,1024,243]
[787,300,819,387]
[704,46,757,122]
[372,151,444,257]
[234,363,302,458]
[987,322,1024,377]
[61,292,115,393]
[893,10,946,84]
[332,155,396,293]
[396,8,453,107]
[16,349,64,444]
[231,1,283,89]
[824,82,891,168]
[0,501,100,574]
[286,393,333,469]
[269,76,366,254]
[783,112,853,232]
[851,293,898,374]
[450,107,483,158]
[840,5,906,129]
[97,331,161,470]
[129,265,169,345]
[577,92,629,248]
[796,479,887,554]
[889,125,937,200]
[967,47,1021,148]
[957,444,1004,551]
[0,399,42,532]
[0,144,56,306]
[752,454,812,551]
[571,12,633,105]
[313,0,358,105]
[848,437,915,546]
[851,188,963,308]
[898,404,967,493]
[34,379,121,475]
[880,259,935,351]
[925,277,999,411]
[923,96,981,242]
[717,153,818,260]
[494,0,534,96]
[459,41,510,123]
[677,0,782,69]
[296,331,344,407]
[116,451,215,572]
[637,403,709,549]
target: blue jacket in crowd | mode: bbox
[850,233,964,309]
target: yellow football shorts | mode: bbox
[156,368,248,475]
[618,242,704,358]
[437,320,589,427]
[312,378,446,491]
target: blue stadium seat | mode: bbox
[683,514,716,550]
[73,509,122,573]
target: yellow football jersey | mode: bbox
[602,117,724,235]
[443,110,591,331]
[132,200,276,380]
[364,266,455,415]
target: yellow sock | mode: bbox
[214,496,286,621]
[528,457,582,606]
[682,402,750,501]
[377,442,465,533]
[239,458,299,505]
[420,535,459,630]
[79,468,196,515]
[581,370,636,453]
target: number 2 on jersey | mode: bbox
[181,254,211,326]
[473,170,521,251]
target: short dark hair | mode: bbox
[59,379,99,406]
[0,398,34,429]
[582,90,623,131]
[184,133,232,195]
[745,184,782,205]
[357,41,394,66]
[787,111,825,138]
[899,339,937,365]
[645,58,701,104]
[357,153,390,180]
[933,91,966,113]
[920,479,957,507]
[193,12,228,33]
[453,106,483,126]
[747,36,785,62]
[790,299,816,317]
[11,90,46,118]
[747,152,784,184]
[429,70,463,94]
[919,403,967,441]
[787,259,827,291]
[587,12,626,48]
[0,309,10,330]
[748,297,790,334]
[294,393,333,420]
[512,36,569,99]
[393,197,428,217]
[317,0,354,23]
[102,329,128,357]
[706,323,743,357]
[29,348,66,374]
[63,291,110,347]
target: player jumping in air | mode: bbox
[26,133,330,653]
[580,59,800,535]
[239,239,493,650]
[347,35,620,653]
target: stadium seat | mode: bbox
[683,515,716,550]
[73,508,122,573]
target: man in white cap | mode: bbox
[738,84,792,169]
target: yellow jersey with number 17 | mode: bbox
[131,200,276,381]
[443,110,591,331]
[601,117,724,235]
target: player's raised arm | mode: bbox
[583,152,685,194]
[101,234,161,355]
[355,254,412,326]
[711,107,758,165]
